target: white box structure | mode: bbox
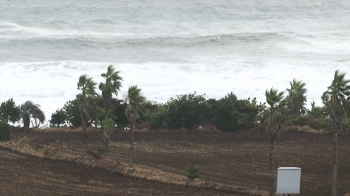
[276,167,301,194]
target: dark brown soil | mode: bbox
[6,130,350,195]
[0,148,239,196]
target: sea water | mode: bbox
[1,0,350,125]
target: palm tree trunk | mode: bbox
[129,123,134,167]
[105,107,109,120]
[103,106,110,147]
[81,120,88,144]
[23,114,30,129]
[103,128,109,147]
[80,106,88,144]
[269,136,275,195]
[82,120,86,131]
[93,110,97,129]
[332,132,338,196]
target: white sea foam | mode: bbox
[1,61,350,126]
[1,0,350,125]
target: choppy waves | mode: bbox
[2,21,349,63]
[1,0,350,124]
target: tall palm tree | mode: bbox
[99,65,123,119]
[125,85,145,167]
[261,88,285,195]
[77,75,97,144]
[286,79,307,116]
[322,70,350,196]
[99,65,122,147]
[20,101,45,130]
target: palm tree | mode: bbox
[20,101,45,130]
[77,75,97,144]
[261,88,285,195]
[286,79,307,116]
[322,70,350,196]
[99,65,122,147]
[125,85,145,167]
[99,65,123,119]
[32,108,45,127]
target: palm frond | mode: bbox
[125,85,145,124]
[20,101,45,126]
[99,65,123,116]
[323,70,350,132]
[77,75,97,96]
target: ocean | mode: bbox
[1,0,350,124]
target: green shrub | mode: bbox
[286,115,350,133]
[342,117,350,132]
[86,149,101,159]
[102,118,115,130]
[144,106,168,129]
[0,121,10,141]
[96,145,110,155]
[285,116,301,126]
[87,145,108,160]
[285,115,331,132]
[185,161,200,181]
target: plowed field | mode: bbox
[0,148,239,196]
[5,131,350,195]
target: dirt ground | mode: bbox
[4,130,350,195]
[0,148,240,196]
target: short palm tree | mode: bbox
[322,70,350,196]
[261,88,285,195]
[286,79,307,116]
[77,75,97,143]
[32,108,45,127]
[99,65,122,147]
[125,85,145,167]
[20,101,45,130]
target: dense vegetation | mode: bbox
[1,67,349,134]
[0,121,9,141]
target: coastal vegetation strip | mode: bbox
[1,67,350,195]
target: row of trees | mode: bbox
[0,67,322,135]
[49,79,324,132]
[0,99,45,129]
[0,66,144,167]
[0,78,327,134]
[261,70,349,196]
[73,66,144,167]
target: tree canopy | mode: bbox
[0,98,21,124]
[99,65,123,119]
[20,101,45,128]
